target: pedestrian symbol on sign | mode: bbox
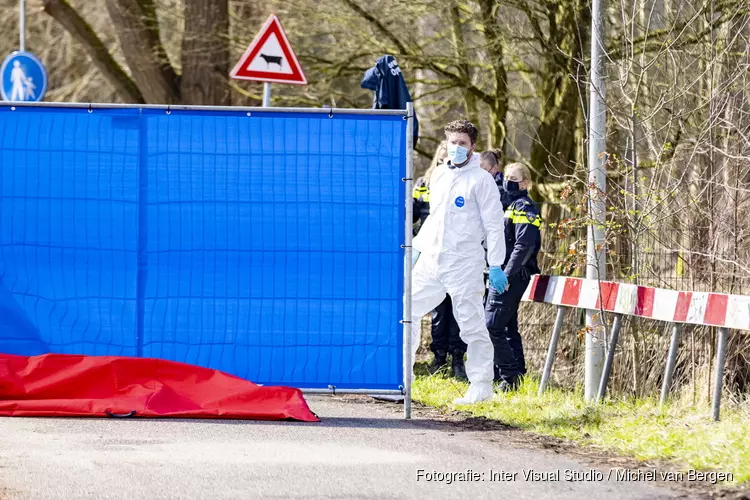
[1,51,47,103]
[10,61,36,100]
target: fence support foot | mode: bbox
[596,313,622,402]
[660,323,681,406]
[539,306,565,396]
[712,327,729,422]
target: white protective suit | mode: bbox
[411,152,506,404]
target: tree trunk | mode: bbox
[42,0,145,103]
[449,2,479,133]
[105,0,180,103]
[181,0,230,105]
[477,0,508,152]
[529,0,588,184]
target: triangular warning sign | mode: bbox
[230,14,307,85]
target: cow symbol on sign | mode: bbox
[229,14,308,85]
[259,54,283,69]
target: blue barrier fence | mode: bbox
[0,104,408,391]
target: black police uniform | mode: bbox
[412,176,467,377]
[485,184,541,389]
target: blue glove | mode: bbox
[489,266,508,292]
[412,250,421,266]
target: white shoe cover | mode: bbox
[452,381,493,405]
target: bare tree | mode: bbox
[41,0,230,105]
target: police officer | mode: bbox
[485,162,541,392]
[413,141,467,380]
[479,149,502,180]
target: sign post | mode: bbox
[263,82,271,107]
[19,0,25,52]
[230,14,308,108]
[2,0,47,103]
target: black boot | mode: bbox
[497,375,523,393]
[451,352,468,381]
[429,350,447,374]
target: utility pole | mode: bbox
[585,0,608,401]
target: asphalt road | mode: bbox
[0,395,691,500]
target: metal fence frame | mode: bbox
[528,275,745,421]
[1,102,415,414]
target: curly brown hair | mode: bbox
[444,119,479,145]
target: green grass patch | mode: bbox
[413,371,750,486]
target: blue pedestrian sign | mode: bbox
[1,51,47,102]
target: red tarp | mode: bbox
[0,353,319,422]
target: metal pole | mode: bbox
[596,313,621,402]
[302,388,404,395]
[660,323,681,406]
[585,0,608,401]
[539,306,565,396]
[262,82,271,107]
[2,102,408,115]
[712,328,729,421]
[19,0,26,52]
[403,102,415,420]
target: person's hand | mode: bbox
[489,266,508,292]
[412,250,421,267]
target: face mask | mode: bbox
[503,179,521,192]
[447,144,469,166]
[501,179,522,207]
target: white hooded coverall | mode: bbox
[411,153,506,403]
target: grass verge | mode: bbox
[413,371,750,487]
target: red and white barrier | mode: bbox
[522,275,750,332]
[524,275,739,420]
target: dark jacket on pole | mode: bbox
[361,55,419,146]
